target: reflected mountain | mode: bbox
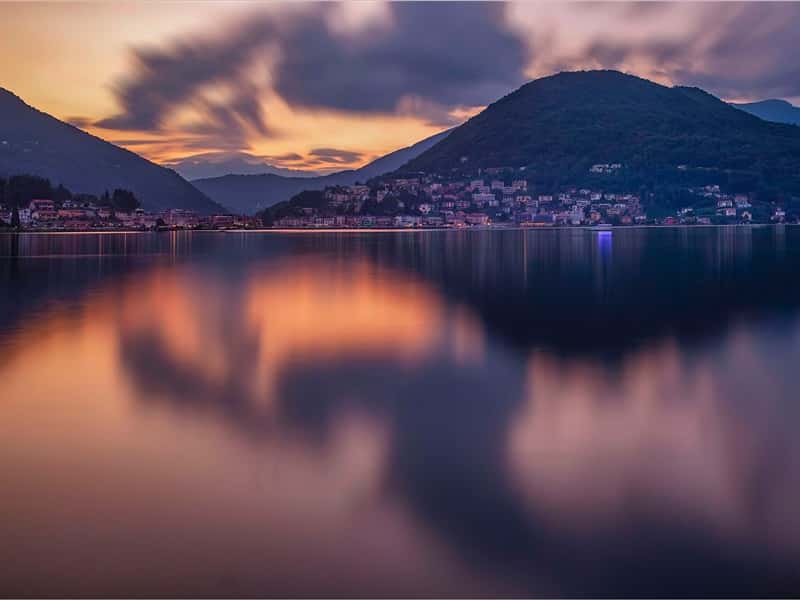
[4,229,800,595]
[5,227,800,359]
[107,248,800,596]
[277,227,800,356]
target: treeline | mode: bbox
[0,175,140,211]
[258,188,419,225]
[259,190,326,226]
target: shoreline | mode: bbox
[1,222,796,235]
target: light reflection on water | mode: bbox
[2,228,800,596]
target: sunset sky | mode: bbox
[1,1,799,174]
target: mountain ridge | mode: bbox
[0,87,223,214]
[164,151,322,180]
[732,99,800,126]
[398,70,800,195]
[192,129,451,214]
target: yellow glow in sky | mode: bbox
[1,1,797,172]
[0,1,448,170]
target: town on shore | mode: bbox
[2,166,797,232]
[264,166,795,229]
[0,175,262,232]
[1,198,262,232]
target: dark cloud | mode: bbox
[109,138,163,146]
[173,135,252,153]
[307,147,363,165]
[677,3,800,100]
[174,83,271,150]
[270,3,527,119]
[66,116,92,129]
[544,3,800,101]
[264,152,303,162]
[97,2,528,137]
[95,18,276,137]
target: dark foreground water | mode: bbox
[2,227,800,597]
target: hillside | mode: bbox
[0,88,222,214]
[400,71,800,194]
[732,99,800,126]
[193,129,450,214]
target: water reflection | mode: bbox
[2,229,800,596]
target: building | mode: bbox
[164,209,199,228]
[472,192,495,206]
[212,215,235,228]
[465,213,490,225]
[395,215,421,227]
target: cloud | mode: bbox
[95,19,276,134]
[66,116,93,129]
[524,2,800,102]
[264,152,303,163]
[95,1,800,161]
[673,3,800,100]
[161,150,320,179]
[307,148,363,166]
[270,2,527,117]
[97,2,528,138]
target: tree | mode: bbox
[73,193,99,206]
[7,175,53,208]
[11,205,21,229]
[53,184,72,204]
[111,189,139,212]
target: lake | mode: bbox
[2,227,800,597]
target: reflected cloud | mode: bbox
[0,256,513,597]
[508,339,800,557]
[4,230,800,595]
[107,249,800,595]
[107,252,496,426]
[244,258,445,401]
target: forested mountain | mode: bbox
[399,71,800,195]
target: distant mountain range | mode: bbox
[5,74,799,217]
[732,99,800,126]
[192,129,450,214]
[197,73,800,213]
[0,88,222,214]
[399,71,800,195]
[164,151,322,180]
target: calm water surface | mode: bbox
[2,228,800,597]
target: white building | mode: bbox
[472,192,496,205]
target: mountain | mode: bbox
[0,88,222,213]
[164,151,321,180]
[345,129,452,181]
[399,70,800,194]
[192,129,451,214]
[732,99,800,126]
